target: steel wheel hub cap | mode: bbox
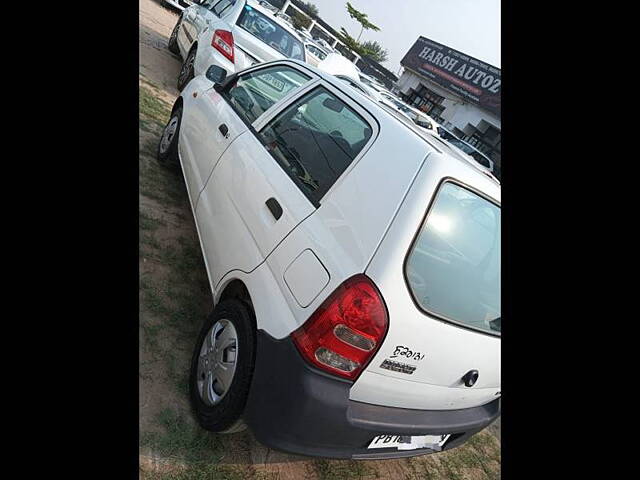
[196,319,238,406]
[159,116,179,153]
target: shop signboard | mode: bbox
[401,36,501,116]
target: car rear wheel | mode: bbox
[189,299,255,433]
[167,19,181,55]
[157,106,182,169]
[177,48,196,91]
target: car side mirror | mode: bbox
[206,65,227,85]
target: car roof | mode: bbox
[255,59,500,188]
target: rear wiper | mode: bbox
[489,317,501,332]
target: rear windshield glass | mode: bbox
[406,182,500,335]
[236,5,305,60]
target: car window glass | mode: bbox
[406,182,500,334]
[210,0,236,16]
[236,4,305,60]
[258,86,373,205]
[222,65,311,125]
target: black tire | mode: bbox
[157,105,182,169]
[177,48,196,91]
[167,19,181,55]
[189,299,256,433]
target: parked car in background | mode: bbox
[359,72,386,91]
[313,37,335,52]
[378,93,438,131]
[304,41,329,67]
[168,0,306,90]
[317,54,430,128]
[163,0,196,12]
[256,0,278,13]
[380,105,498,181]
[436,126,495,173]
[296,29,314,42]
[157,58,501,458]
[273,11,295,29]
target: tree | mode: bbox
[290,10,312,31]
[337,28,363,57]
[346,2,380,42]
[360,40,388,63]
[301,2,319,17]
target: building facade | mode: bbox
[397,37,501,167]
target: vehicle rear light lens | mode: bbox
[314,347,359,373]
[333,324,375,351]
[212,29,234,63]
[291,274,388,380]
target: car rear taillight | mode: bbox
[291,275,388,380]
[211,29,234,63]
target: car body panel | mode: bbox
[178,77,249,205]
[350,151,500,410]
[173,59,500,433]
[195,129,315,287]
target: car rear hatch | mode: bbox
[350,157,501,411]
[231,3,303,69]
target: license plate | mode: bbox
[367,434,451,451]
[259,73,285,92]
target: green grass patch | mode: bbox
[407,433,501,480]
[140,278,172,318]
[140,85,172,125]
[141,117,163,134]
[141,321,163,356]
[139,155,188,208]
[140,211,168,231]
[311,459,374,480]
[140,463,244,480]
[165,352,190,396]
[140,408,233,464]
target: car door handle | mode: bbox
[265,198,283,221]
[218,124,229,138]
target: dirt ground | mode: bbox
[138,1,500,478]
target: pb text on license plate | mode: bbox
[368,434,451,451]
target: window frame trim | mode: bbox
[252,78,380,207]
[216,61,320,131]
[402,176,502,338]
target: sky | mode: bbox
[308,0,500,73]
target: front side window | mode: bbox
[406,182,501,335]
[258,86,373,205]
[236,5,305,60]
[221,65,310,124]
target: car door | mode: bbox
[178,80,248,206]
[189,63,318,286]
[177,5,197,56]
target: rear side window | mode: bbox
[236,5,305,60]
[406,182,500,335]
[222,65,310,124]
[258,86,373,205]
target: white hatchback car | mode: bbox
[167,0,306,90]
[304,42,330,67]
[157,59,501,459]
